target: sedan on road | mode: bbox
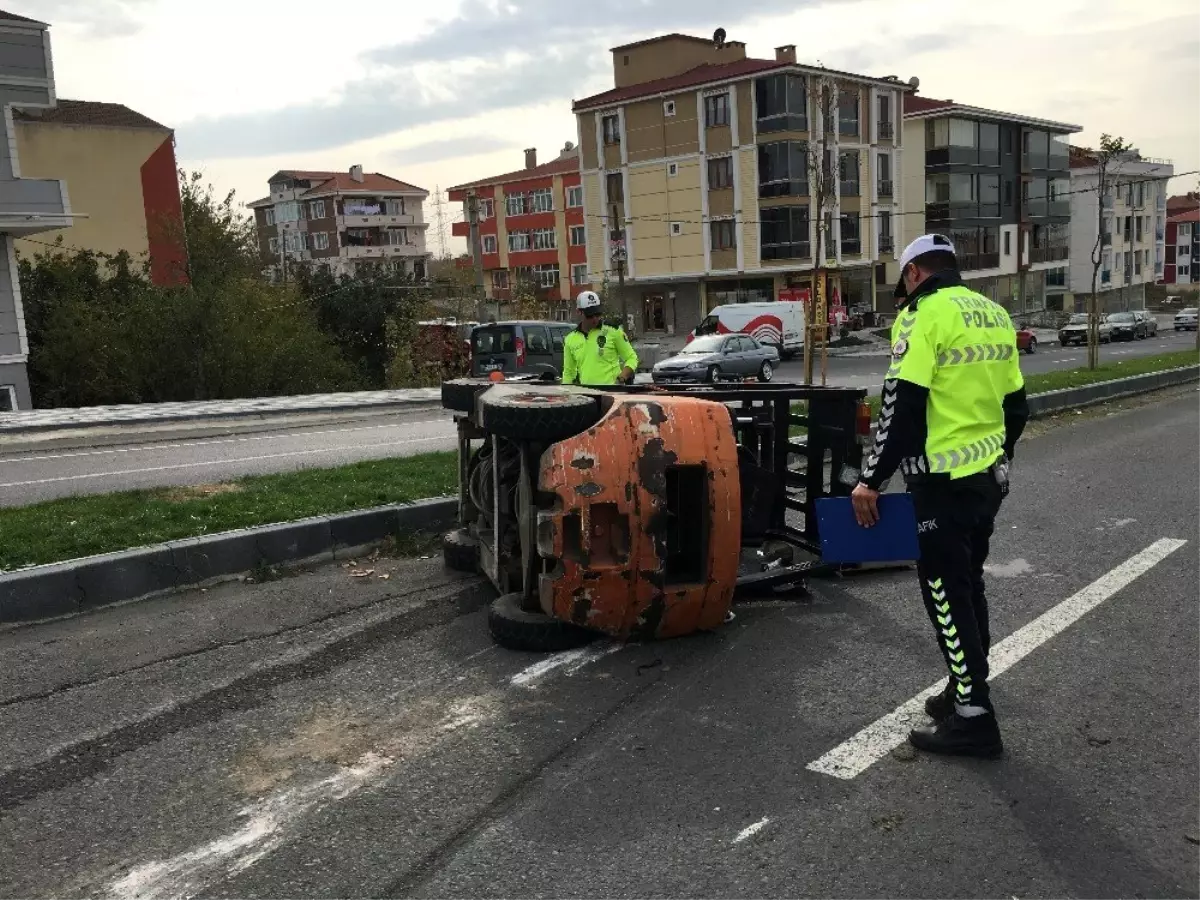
[651,333,780,384]
[1105,311,1142,341]
[1133,309,1158,337]
[1174,307,1198,331]
[1059,313,1112,346]
[1015,322,1038,354]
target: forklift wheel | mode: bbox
[442,379,487,413]
[487,593,598,653]
[442,529,479,573]
[479,390,602,443]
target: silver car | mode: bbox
[652,333,780,384]
[1174,308,1198,331]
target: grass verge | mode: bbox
[0,452,457,572]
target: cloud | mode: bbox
[388,136,518,167]
[369,0,846,65]
[178,52,596,158]
[10,0,154,37]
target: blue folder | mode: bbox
[814,493,921,564]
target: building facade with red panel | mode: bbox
[448,145,588,312]
[1163,205,1200,286]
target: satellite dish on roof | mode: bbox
[908,76,920,89]
[713,27,726,49]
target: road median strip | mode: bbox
[2,352,1196,624]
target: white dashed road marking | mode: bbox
[733,817,771,844]
[510,643,622,687]
[806,538,1189,780]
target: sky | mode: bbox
[10,0,1200,257]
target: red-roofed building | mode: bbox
[247,166,431,280]
[572,32,913,334]
[1164,203,1200,286]
[447,145,586,310]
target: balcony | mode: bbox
[961,252,1001,272]
[1048,201,1070,217]
[839,118,860,137]
[338,212,423,230]
[879,121,894,140]
[1101,194,1114,210]
[1101,231,1112,246]
[880,235,895,254]
[840,239,862,255]
[1030,246,1070,264]
[0,177,72,236]
[342,242,426,259]
[877,179,893,197]
[1101,269,1111,284]
[840,180,861,198]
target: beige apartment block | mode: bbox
[574,33,914,335]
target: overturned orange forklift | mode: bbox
[439,376,871,652]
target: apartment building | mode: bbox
[1163,207,1199,286]
[447,144,586,312]
[1067,148,1173,309]
[0,10,74,410]
[901,95,1080,314]
[248,167,431,280]
[12,99,186,285]
[573,33,911,335]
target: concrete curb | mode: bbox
[1024,365,1199,417]
[0,497,457,626]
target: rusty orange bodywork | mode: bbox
[536,394,742,640]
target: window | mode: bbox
[264,208,276,226]
[1136,217,1143,242]
[508,230,530,252]
[533,263,560,288]
[282,232,306,253]
[492,270,509,290]
[1003,179,1014,207]
[530,188,553,213]
[1004,231,1011,256]
[566,185,582,208]
[530,228,556,250]
[839,150,860,196]
[663,99,677,117]
[384,198,406,216]
[979,173,1000,216]
[482,234,497,254]
[877,94,892,138]
[480,199,494,218]
[667,162,679,177]
[710,219,736,251]
[1180,264,1192,278]
[837,89,859,136]
[758,140,809,197]
[268,237,278,253]
[606,172,624,202]
[670,222,684,236]
[506,194,527,216]
[1027,177,1048,216]
[569,225,586,246]
[760,206,810,260]
[306,200,327,219]
[840,213,861,254]
[383,228,408,246]
[877,152,892,190]
[755,73,808,132]
[708,155,733,190]
[1049,133,1069,166]
[571,264,588,285]
[705,92,730,127]
[978,122,999,162]
[602,113,620,144]
[879,210,893,251]
[312,232,329,251]
[926,119,949,149]
[276,201,300,223]
[949,118,976,147]
[0,384,14,412]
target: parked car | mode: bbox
[652,333,779,384]
[1014,322,1038,354]
[1105,311,1141,341]
[1059,313,1112,346]
[690,301,805,359]
[1132,309,1158,337]
[1174,308,1199,331]
[470,320,575,377]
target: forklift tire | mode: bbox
[480,390,602,443]
[487,593,597,653]
[442,528,479,573]
[442,378,488,414]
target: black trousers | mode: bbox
[908,470,1005,712]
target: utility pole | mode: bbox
[466,189,489,319]
[610,203,630,334]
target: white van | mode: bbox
[688,301,805,359]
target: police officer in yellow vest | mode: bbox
[561,290,639,385]
[851,234,1029,759]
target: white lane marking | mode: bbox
[806,538,1188,780]
[733,817,771,843]
[0,419,448,464]
[0,436,453,488]
[511,643,622,687]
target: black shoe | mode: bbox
[924,681,955,721]
[908,712,1003,758]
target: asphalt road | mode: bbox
[1,388,1196,899]
[2,328,1195,509]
